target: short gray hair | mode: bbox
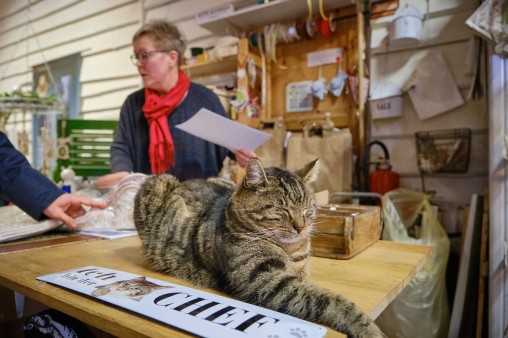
[132,20,186,66]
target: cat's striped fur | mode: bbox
[133,158,385,337]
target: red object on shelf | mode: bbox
[369,162,400,196]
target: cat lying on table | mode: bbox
[133,158,386,338]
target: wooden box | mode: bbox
[311,204,383,259]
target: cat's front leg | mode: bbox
[320,291,387,338]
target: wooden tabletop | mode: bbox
[0,236,430,338]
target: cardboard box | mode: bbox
[311,204,383,259]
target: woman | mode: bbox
[96,20,254,188]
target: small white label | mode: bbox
[307,48,342,67]
[195,4,234,24]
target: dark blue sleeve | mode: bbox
[0,132,63,220]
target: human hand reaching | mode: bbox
[43,194,107,229]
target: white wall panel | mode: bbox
[0,1,133,49]
[81,48,134,83]
[0,0,142,127]
[81,77,141,97]
[368,0,488,206]
[0,3,139,64]
[0,1,80,34]
[81,87,134,113]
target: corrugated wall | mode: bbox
[0,0,141,122]
[0,0,248,126]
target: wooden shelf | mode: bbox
[199,0,353,35]
[181,55,237,78]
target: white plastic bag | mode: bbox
[375,188,450,338]
[75,173,147,230]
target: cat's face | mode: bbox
[230,158,319,245]
[91,277,171,301]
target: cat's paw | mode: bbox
[289,327,308,338]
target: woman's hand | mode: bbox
[95,171,130,189]
[235,148,256,168]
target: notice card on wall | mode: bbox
[38,266,326,338]
[286,81,313,113]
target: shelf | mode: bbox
[181,55,237,78]
[0,97,64,115]
[198,0,354,35]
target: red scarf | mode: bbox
[142,70,190,174]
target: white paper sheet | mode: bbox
[80,229,138,240]
[175,108,272,152]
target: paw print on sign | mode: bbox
[290,328,308,338]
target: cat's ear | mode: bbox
[244,157,268,188]
[296,158,320,183]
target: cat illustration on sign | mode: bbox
[91,277,172,302]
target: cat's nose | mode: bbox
[293,223,305,233]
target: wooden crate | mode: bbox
[311,204,383,259]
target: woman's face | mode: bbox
[132,34,178,94]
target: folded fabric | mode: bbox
[466,0,508,56]
[309,77,327,100]
[0,206,62,244]
[328,70,348,97]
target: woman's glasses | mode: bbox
[130,50,168,65]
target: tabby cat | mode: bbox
[133,158,385,337]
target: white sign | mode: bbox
[176,108,271,152]
[195,4,234,24]
[38,266,326,338]
[307,48,342,67]
[286,81,313,113]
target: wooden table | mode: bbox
[0,232,100,254]
[0,236,430,338]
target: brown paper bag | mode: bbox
[255,119,286,168]
[286,129,353,194]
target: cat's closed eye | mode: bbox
[303,208,314,218]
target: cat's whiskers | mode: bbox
[309,228,322,237]
[227,231,270,242]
